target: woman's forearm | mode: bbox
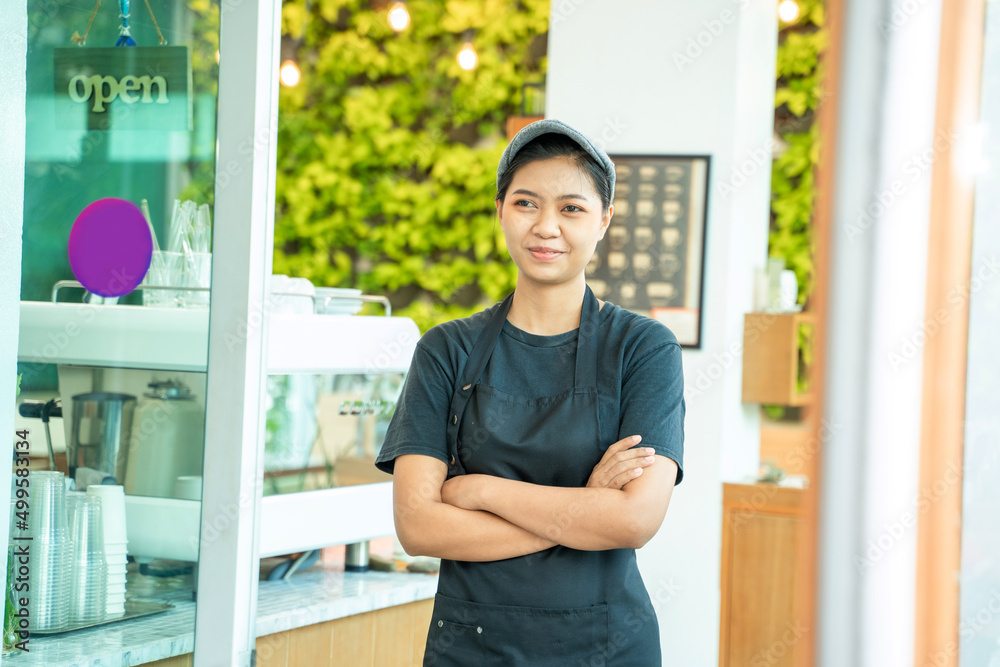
[446,463,675,551]
[392,454,557,561]
[395,500,556,561]
[480,479,641,550]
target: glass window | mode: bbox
[9,0,220,661]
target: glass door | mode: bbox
[6,0,246,662]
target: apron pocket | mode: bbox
[427,593,610,666]
[424,595,485,666]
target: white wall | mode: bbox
[548,1,778,663]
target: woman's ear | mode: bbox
[495,198,503,226]
[597,204,614,240]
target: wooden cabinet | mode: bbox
[719,483,807,667]
[255,599,435,667]
[145,599,434,667]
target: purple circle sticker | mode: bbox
[68,198,153,298]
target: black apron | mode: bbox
[424,287,661,666]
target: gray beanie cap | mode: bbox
[497,119,616,203]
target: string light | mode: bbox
[457,32,478,71]
[280,59,301,87]
[388,1,410,32]
[215,49,220,65]
[778,0,800,23]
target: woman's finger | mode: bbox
[604,435,641,459]
[608,466,645,490]
[593,435,641,469]
[604,448,655,475]
[593,449,656,489]
[586,436,647,488]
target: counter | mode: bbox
[5,566,438,667]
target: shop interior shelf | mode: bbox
[18,301,418,374]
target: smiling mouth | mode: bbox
[528,248,564,259]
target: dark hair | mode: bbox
[495,133,613,213]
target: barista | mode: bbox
[376,119,684,665]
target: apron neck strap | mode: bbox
[574,285,599,388]
[461,286,600,389]
[458,292,514,388]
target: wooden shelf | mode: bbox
[742,312,816,406]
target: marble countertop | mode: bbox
[4,565,438,667]
[255,564,438,637]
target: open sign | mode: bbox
[54,46,192,131]
[68,74,169,112]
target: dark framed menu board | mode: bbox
[587,155,710,348]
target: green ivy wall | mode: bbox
[274,0,549,332]
[772,0,827,308]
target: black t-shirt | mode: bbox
[376,300,685,484]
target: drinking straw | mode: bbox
[139,198,161,254]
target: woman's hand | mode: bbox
[586,435,657,490]
[441,474,486,511]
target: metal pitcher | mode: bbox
[68,392,136,485]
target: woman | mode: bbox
[375,119,685,666]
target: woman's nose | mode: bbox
[532,207,561,237]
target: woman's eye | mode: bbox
[563,205,583,213]
[514,200,536,208]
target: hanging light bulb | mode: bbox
[778,0,800,23]
[280,59,301,87]
[457,32,478,71]
[388,1,410,32]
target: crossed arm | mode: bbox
[392,436,679,562]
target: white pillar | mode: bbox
[193,0,281,664]
[820,0,942,665]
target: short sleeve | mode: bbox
[618,334,685,485]
[375,335,455,474]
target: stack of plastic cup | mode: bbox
[69,496,107,624]
[86,485,127,616]
[27,471,71,631]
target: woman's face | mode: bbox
[496,156,612,290]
